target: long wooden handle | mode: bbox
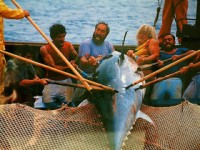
[136,70,181,90]
[126,49,200,89]
[0,50,115,92]
[140,57,172,70]
[11,0,92,92]
[47,79,112,91]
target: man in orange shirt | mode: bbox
[0,0,30,95]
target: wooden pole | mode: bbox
[11,0,92,92]
[126,49,200,89]
[47,79,112,91]
[139,58,172,70]
[0,50,115,92]
[135,70,181,90]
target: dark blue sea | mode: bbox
[4,0,197,45]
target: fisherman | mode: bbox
[180,60,200,100]
[0,0,30,95]
[78,21,114,74]
[158,0,188,44]
[150,33,194,102]
[126,24,160,76]
[4,49,47,106]
[70,21,115,106]
[40,23,78,110]
[126,24,160,104]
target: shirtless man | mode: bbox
[40,24,78,109]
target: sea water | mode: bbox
[4,0,197,45]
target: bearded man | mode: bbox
[78,21,115,74]
[150,33,194,102]
[70,21,115,106]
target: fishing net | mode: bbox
[0,101,199,150]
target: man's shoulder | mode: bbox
[104,40,113,46]
[177,47,188,51]
[176,47,189,53]
[64,41,72,45]
[41,43,50,50]
[80,38,92,45]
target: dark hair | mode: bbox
[95,21,110,35]
[49,24,66,39]
[15,45,33,57]
[162,33,176,41]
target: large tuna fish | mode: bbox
[90,51,153,150]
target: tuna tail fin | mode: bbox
[136,110,154,125]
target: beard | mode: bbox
[162,43,176,52]
[92,33,106,45]
[54,40,64,48]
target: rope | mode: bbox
[153,0,162,28]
